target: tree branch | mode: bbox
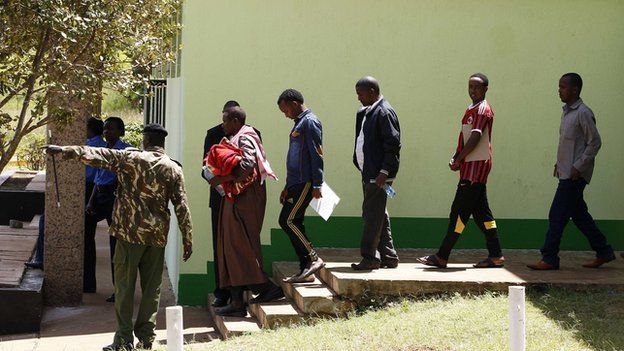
[14,27,51,135]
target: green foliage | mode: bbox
[16,132,46,170]
[0,0,182,173]
[102,89,135,112]
[122,121,144,149]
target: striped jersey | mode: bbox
[456,100,493,183]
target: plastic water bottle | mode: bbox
[383,184,396,198]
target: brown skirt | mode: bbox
[216,179,268,288]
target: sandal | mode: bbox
[417,255,447,268]
[473,257,505,268]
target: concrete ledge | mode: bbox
[273,262,355,315]
[247,300,302,329]
[316,248,624,299]
[0,268,44,335]
[206,295,260,339]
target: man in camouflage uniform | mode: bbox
[46,123,193,351]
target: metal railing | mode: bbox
[143,80,167,127]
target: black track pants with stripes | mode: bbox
[279,182,317,271]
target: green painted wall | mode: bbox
[175,0,624,304]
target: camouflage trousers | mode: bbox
[112,239,165,345]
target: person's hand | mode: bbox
[42,145,62,155]
[449,158,460,171]
[85,202,95,216]
[183,243,193,262]
[279,189,288,204]
[375,172,388,188]
[571,166,581,181]
[312,187,322,199]
[553,164,558,178]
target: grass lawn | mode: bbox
[190,288,623,351]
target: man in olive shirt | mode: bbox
[528,73,615,270]
[46,123,193,351]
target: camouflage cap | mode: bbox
[142,123,168,137]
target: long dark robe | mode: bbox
[216,134,269,288]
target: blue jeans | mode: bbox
[541,179,614,265]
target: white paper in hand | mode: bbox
[309,182,340,221]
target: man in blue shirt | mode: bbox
[83,117,107,291]
[85,117,132,301]
[277,89,325,283]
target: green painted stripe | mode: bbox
[177,274,210,306]
[178,216,623,305]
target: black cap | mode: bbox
[142,123,168,137]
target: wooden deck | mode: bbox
[0,216,39,288]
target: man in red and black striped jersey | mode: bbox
[418,73,504,269]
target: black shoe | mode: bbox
[106,293,116,303]
[249,284,285,304]
[380,258,399,268]
[215,304,247,317]
[83,288,96,293]
[102,342,134,351]
[351,259,380,271]
[211,297,229,308]
[25,262,43,269]
[135,340,152,350]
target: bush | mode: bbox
[122,121,144,148]
[102,88,137,111]
[16,132,46,170]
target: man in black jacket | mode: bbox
[203,100,239,307]
[351,76,401,270]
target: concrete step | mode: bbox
[207,295,260,339]
[316,248,624,299]
[273,261,355,316]
[247,299,303,329]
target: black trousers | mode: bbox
[211,205,230,300]
[437,180,502,260]
[360,183,398,263]
[84,187,115,292]
[279,182,317,271]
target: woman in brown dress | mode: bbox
[208,106,283,316]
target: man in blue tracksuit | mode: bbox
[277,89,325,283]
[84,117,132,302]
